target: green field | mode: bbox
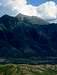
[0,64,57,75]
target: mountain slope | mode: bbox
[0,14,57,63]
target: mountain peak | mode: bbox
[16,13,49,25]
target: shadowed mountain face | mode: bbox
[0,14,57,63]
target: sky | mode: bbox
[0,0,57,23]
[27,0,57,6]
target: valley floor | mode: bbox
[0,64,57,75]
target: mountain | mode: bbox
[16,13,49,25]
[0,14,57,64]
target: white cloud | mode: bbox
[37,1,57,21]
[10,0,40,17]
[0,0,57,23]
[0,0,39,17]
[0,0,18,16]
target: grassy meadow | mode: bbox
[0,64,57,75]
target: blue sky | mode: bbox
[27,0,57,6]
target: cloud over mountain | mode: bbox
[0,0,57,23]
[0,0,38,17]
[37,1,57,22]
